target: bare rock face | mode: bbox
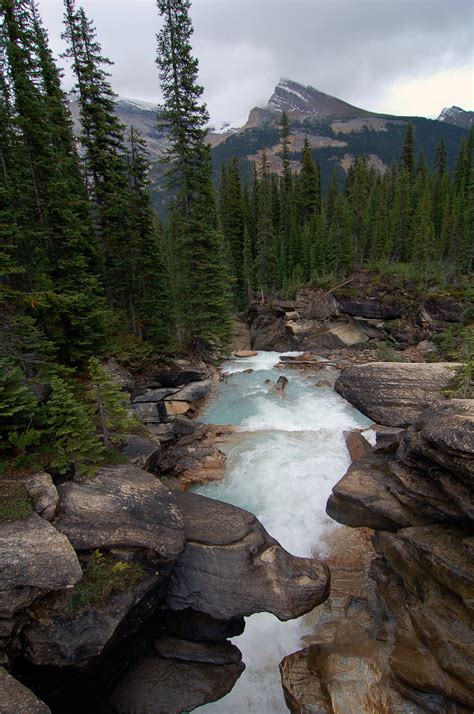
[0,514,82,621]
[422,297,466,323]
[3,473,58,522]
[335,295,404,320]
[335,362,461,427]
[23,573,169,667]
[344,430,373,461]
[374,525,474,710]
[146,360,210,388]
[326,455,432,530]
[109,638,245,714]
[160,608,245,643]
[54,464,184,560]
[121,434,161,471]
[0,667,51,713]
[251,313,296,351]
[324,400,474,712]
[166,377,214,403]
[279,528,425,714]
[165,492,330,621]
[158,424,231,487]
[399,398,474,483]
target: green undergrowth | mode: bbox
[437,326,474,398]
[375,342,406,362]
[60,551,147,616]
[0,481,33,522]
[321,265,473,305]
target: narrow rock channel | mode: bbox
[193,351,372,713]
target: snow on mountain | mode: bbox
[437,105,473,129]
[265,78,368,118]
[117,97,158,113]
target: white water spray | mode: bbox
[194,352,371,712]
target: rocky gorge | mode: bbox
[0,353,332,713]
[1,283,472,713]
[281,372,473,713]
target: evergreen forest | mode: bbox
[0,0,472,478]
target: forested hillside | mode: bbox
[0,0,230,478]
[218,115,473,307]
[0,0,472,478]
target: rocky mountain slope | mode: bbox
[212,79,470,191]
[69,82,471,207]
[437,105,474,129]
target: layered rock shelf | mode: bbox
[283,361,473,714]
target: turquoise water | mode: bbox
[194,352,371,713]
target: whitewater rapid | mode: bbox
[194,351,371,713]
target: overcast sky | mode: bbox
[37,0,474,127]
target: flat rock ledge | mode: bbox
[54,464,185,560]
[335,361,461,426]
[165,492,330,621]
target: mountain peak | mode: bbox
[265,79,368,119]
[437,105,473,129]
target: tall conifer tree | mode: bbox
[2,0,105,362]
[155,0,231,346]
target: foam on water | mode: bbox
[195,352,371,712]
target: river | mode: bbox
[193,351,371,713]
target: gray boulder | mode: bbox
[335,362,461,427]
[132,387,179,403]
[0,667,51,713]
[121,434,161,471]
[54,464,184,560]
[3,473,58,522]
[251,314,296,351]
[166,492,330,621]
[147,360,210,387]
[166,377,214,403]
[0,514,82,620]
[326,455,431,531]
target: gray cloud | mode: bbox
[38,0,474,125]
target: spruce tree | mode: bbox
[44,375,103,477]
[219,158,244,306]
[401,122,416,181]
[256,151,278,294]
[2,0,106,363]
[242,225,255,304]
[88,357,137,449]
[156,0,232,346]
[127,126,174,345]
[297,137,320,224]
[62,1,134,319]
[0,358,37,451]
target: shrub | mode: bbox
[60,551,146,615]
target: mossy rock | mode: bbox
[59,551,146,616]
[0,481,33,522]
